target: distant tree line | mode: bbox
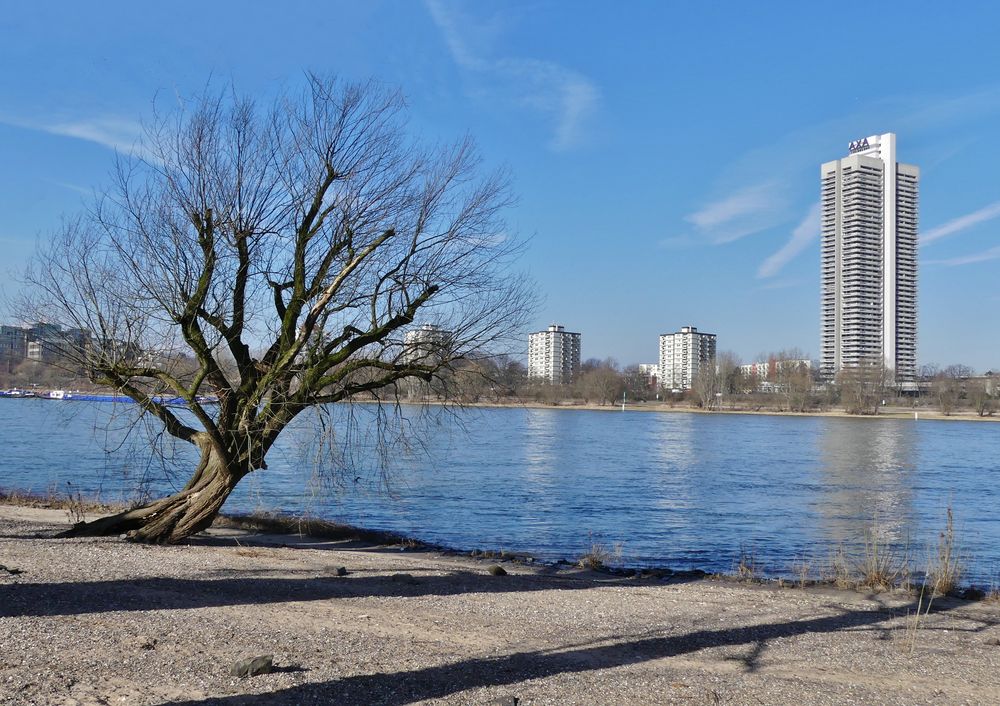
[6,344,996,418]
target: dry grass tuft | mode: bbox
[856,524,909,592]
[577,540,623,571]
[823,546,854,589]
[927,506,962,596]
[735,546,758,582]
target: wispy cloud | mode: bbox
[926,244,1000,267]
[684,181,790,244]
[757,202,821,278]
[921,200,1000,245]
[45,179,93,196]
[43,117,143,153]
[896,85,1000,134]
[0,112,143,154]
[426,0,598,151]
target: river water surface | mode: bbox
[2,399,998,583]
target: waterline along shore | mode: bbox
[0,490,990,596]
[2,392,997,424]
[2,504,1000,705]
[453,398,1000,423]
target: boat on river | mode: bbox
[0,389,36,398]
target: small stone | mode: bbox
[985,637,1000,646]
[489,697,518,706]
[488,565,507,576]
[336,567,348,577]
[390,573,419,584]
[230,654,274,678]
[136,636,157,650]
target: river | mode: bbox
[1,399,998,583]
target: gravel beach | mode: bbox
[2,505,999,705]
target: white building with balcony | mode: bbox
[658,326,716,391]
[528,324,581,385]
[820,132,918,382]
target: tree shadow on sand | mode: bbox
[158,597,997,705]
[0,568,701,618]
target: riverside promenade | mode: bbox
[2,505,999,705]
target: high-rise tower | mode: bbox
[820,133,918,383]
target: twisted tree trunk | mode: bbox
[59,440,245,544]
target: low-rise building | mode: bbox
[739,358,812,392]
[638,363,659,389]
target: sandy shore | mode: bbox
[448,399,1000,424]
[2,505,999,705]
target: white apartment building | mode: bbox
[739,358,812,381]
[638,363,659,388]
[658,326,717,391]
[739,358,812,392]
[820,133,918,382]
[403,324,452,365]
[528,324,581,385]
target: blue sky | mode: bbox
[1,1,999,371]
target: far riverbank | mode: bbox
[442,397,1000,423]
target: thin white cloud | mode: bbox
[926,244,1000,267]
[45,179,92,196]
[921,200,1000,245]
[43,116,143,153]
[684,181,790,244]
[757,202,821,278]
[426,0,599,151]
[687,184,773,229]
[0,112,143,154]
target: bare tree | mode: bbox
[692,362,720,410]
[576,362,623,405]
[769,349,813,413]
[714,350,741,407]
[19,76,532,543]
[967,379,994,417]
[622,364,652,401]
[933,374,961,416]
[932,365,972,416]
[837,358,889,415]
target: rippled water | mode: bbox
[2,399,999,583]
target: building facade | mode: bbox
[0,325,28,373]
[820,133,918,383]
[527,324,581,385]
[658,326,716,391]
[402,324,452,365]
[637,363,659,389]
[739,358,812,392]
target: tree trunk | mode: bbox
[58,442,243,544]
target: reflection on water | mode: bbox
[650,414,695,514]
[2,400,999,582]
[522,407,559,479]
[818,419,916,550]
